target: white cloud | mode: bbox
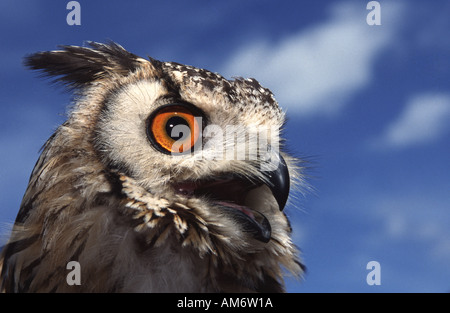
[221,1,403,117]
[377,93,450,149]
[373,194,450,265]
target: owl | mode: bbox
[0,42,304,292]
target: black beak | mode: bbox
[264,152,290,211]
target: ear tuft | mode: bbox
[24,41,143,90]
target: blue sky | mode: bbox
[1,0,449,292]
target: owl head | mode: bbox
[2,42,304,292]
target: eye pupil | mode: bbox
[165,116,189,140]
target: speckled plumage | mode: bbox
[0,42,304,292]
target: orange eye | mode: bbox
[147,104,203,154]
